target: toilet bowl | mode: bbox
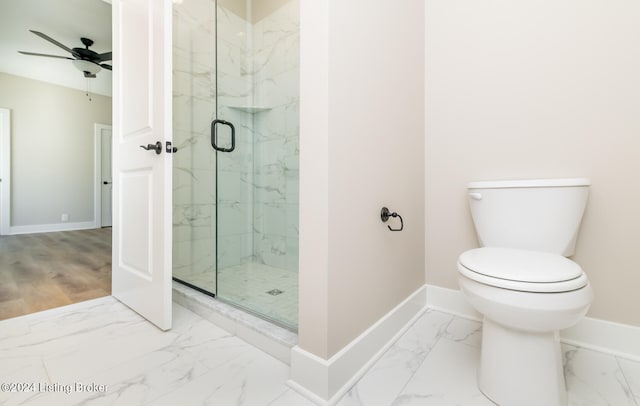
[458,178,592,406]
[458,247,593,406]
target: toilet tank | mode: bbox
[467,178,590,256]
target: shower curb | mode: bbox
[172,281,297,364]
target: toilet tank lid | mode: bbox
[468,178,591,189]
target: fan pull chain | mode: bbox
[86,78,92,102]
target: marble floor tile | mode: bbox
[0,297,294,406]
[619,358,640,404]
[340,310,639,406]
[393,338,494,406]
[337,310,453,406]
[0,357,50,406]
[267,389,317,406]
[441,316,482,348]
[150,349,290,406]
[564,344,638,406]
[1,293,639,406]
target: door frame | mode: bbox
[94,123,113,228]
[0,108,11,236]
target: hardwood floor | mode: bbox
[0,228,112,321]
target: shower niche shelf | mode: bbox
[227,105,272,114]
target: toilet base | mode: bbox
[479,318,567,406]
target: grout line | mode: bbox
[615,356,640,406]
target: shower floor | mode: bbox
[175,262,298,330]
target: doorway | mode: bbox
[95,124,113,228]
[0,108,10,236]
[0,0,113,320]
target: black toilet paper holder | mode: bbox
[380,207,403,232]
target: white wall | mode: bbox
[299,0,425,359]
[425,0,640,327]
[0,72,112,230]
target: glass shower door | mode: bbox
[213,0,256,311]
[215,0,300,329]
[173,0,300,330]
[172,0,218,295]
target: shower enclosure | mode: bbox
[172,0,299,330]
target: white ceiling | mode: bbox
[0,0,112,96]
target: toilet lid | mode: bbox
[458,247,588,293]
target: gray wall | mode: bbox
[0,72,112,230]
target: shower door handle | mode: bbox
[211,119,235,152]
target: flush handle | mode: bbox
[469,193,483,201]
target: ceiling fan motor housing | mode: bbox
[19,30,112,78]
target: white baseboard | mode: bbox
[562,317,640,362]
[289,285,427,405]
[8,221,97,235]
[426,284,481,321]
[426,284,640,361]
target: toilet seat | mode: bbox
[458,247,588,293]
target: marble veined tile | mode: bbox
[563,344,638,406]
[0,298,296,406]
[393,338,494,406]
[338,310,453,406]
[0,315,30,341]
[0,357,50,406]
[22,305,247,406]
[2,292,638,406]
[393,310,453,354]
[442,316,482,348]
[42,311,179,383]
[150,347,290,406]
[618,357,640,404]
[21,348,211,406]
[0,297,125,355]
[267,388,316,406]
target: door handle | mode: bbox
[140,141,162,154]
[211,119,235,152]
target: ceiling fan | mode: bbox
[18,30,112,78]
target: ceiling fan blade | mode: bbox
[29,30,73,54]
[18,51,73,60]
[100,63,112,71]
[97,51,112,62]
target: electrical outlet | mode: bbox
[61,213,69,222]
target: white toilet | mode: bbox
[457,178,593,406]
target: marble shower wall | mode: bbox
[216,5,256,270]
[172,0,299,283]
[251,0,300,272]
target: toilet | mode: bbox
[457,178,593,406]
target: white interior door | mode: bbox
[112,0,173,330]
[100,128,113,227]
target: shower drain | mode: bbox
[266,289,284,296]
